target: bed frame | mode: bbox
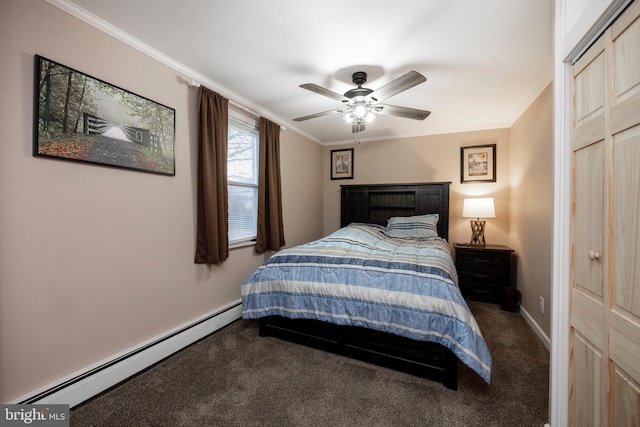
[258,182,458,389]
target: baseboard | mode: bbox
[519,306,551,351]
[11,301,242,408]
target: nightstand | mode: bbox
[454,243,517,305]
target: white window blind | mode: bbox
[228,118,259,243]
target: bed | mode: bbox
[241,182,491,389]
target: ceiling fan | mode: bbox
[293,70,431,133]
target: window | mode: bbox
[227,116,259,243]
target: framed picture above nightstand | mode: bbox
[454,243,517,308]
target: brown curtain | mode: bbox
[256,117,285,252]
[195,87,229,264]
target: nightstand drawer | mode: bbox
[459,285,504,304]
[457,253,505,268]
[459,269,508,284]
[457,251,510,284]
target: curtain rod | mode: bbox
[189,79,286,131]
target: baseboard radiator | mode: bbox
[13,301,242,408]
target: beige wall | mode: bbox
[509,84,554,336]
[280,132,325,247]
[323,129,512,247]
[0,0,324,402]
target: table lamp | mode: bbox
[462,198,495,246]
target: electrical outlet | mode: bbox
[539,296,545,315]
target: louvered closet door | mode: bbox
[570,2,640,426]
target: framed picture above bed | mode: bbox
[330,148,354,180]
[460,144,496,183]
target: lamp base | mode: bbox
[469,220,487,247]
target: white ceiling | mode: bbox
[58,0,554,145]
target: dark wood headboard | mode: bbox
[340,182,451,241]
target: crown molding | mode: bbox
[44,0,320,144]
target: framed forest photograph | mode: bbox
[33,55,175,176]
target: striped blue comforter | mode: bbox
[241,223,492,383]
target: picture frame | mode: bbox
[460,144,496,183]
[33,55,176,176]
[330,148,354,180]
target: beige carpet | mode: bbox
[71,302,549,426]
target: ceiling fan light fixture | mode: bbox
[342,104,376,125]
[354,103,367,118]
[365,110,376,123]
[342,110,354,123]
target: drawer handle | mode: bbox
[473,258,492,263]
[474,273,491,278]
[474,289,491,294]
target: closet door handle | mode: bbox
[588,250,601,261]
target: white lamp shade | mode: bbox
[462,198,495,218]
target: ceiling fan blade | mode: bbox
[293,108,341,122]
[299,83,349,102]
[352,123,366,133]
[368,71,426,102]
[377,104,431,120]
